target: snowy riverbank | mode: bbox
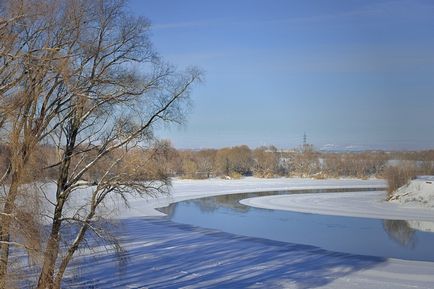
[118,177,386,218]
[240,191,434,222]
[64,177,434,289]
[389,177,434,208]
[239,177,434,235]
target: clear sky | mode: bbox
[129,0,434,150]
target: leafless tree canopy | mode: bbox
[1,1,433,288]
[0,0,200,288]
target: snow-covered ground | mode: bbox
[387,176,434,232]
[240,177,434,235]
[389,177,434,208]
[65,217,434,289]
[61,177,434,289]
[240,191,434,222]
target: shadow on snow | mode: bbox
[64,217,385,289]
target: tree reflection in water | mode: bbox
[158,193,252,215]
[185,192,274,214]
[383,220,415,247]
[159,188,385,216]
[158,190,434,261]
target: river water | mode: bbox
[158,189,434,262]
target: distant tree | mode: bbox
[215,146,253,177]
[182,157,199,178]
[289,147,320,177]
[215,148,232,176]
[179,149,216,179]
[253,146,280,177]
[322,152,387,178]
[196,149,216,178]
[232,145,254,176]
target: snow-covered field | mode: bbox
[63,177,434,288]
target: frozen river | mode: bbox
[158,188,434,262]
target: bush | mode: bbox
[383,163,417,199]
[383,159,434,200]
[229,172,242,179]
[312,172,327,179]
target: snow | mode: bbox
[64,218,434,289]
[407,221,434,232]
[389,177,434,209]
[239,177,434,236]
[119,177,386,218]
[386,176,434,232]
[240,191,434,222]
[36,177,434,288]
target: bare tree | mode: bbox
[253,146,280,178]
[29,1,200,288]
[214,146,253,177]
[0,1,81,286]
[0,0,200,288]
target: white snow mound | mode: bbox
[389,177,434,209]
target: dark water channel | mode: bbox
[157,188,434,262]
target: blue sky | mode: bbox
[129,0,434,150]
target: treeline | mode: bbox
[172,145,390,179]
[388,150,434,161]
[170,146,434,181]
[2,142,434,184]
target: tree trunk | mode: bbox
[0,171,20,289]
[52,221,90,289]
[37,125,77,289]
[36,198,65,289]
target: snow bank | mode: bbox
[407,221,434,233]
[389,177,434,208]
[240,191,434,222]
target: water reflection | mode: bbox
[383,220,415,247]
[158,188,434,262]
[184,192,278,213]
[161,188,383,215]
